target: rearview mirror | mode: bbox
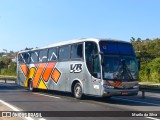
[99,52,104,65]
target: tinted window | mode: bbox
[48,47,57,61]
[85,42,101,78]
[71,44,83,59]
[39,49,48,62]
[18,53,30,64]
[31,51,39,63]
[59,45,70,61]
[23,52,30,63]
[85,42,98,62]
[18,53,24,63]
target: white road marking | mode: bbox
[33,93,60,99]
[0,99,46,120]
[112,97,160,106]
[146,117,160,120]
[0,99,20,111]
[138,93,160,98]
[39,118,47,120]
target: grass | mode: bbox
[139,82,160,88]
[0,75,17,79]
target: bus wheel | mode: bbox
[28,81,34,92]
[74,83,83,99]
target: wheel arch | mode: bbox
[27,78,32,87]
[71,79,83,94]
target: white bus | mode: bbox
[17,38,139,99]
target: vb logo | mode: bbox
[70,64,82,73]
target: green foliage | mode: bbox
[0,57,12,68]
[131,38,160,83]
[0,57,16,76]
[0,68,16,76]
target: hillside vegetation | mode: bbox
[131,37,160,83]
[0,57,16,76]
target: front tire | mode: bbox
[74,82,83,99]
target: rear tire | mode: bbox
[74,82,83,99]
[28,80,34,92]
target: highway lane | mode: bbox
[0,82,160,120]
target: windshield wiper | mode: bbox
[115,59,134,80]
[123,60,134,80]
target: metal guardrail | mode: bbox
[139,86,160,99]
[0,78,16,83]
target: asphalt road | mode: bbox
[0,81,160,120]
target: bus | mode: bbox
[17,38,139,99]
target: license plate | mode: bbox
[122,92,128,95]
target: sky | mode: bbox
[0,0,160,52]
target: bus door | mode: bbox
[85,41,101,96]
[90,54,102,96]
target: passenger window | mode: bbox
[71,44,83,60]
[23,52,30,64]
[48,47,57,61]
[30,51,39,63]
[39,49,48,62]
[18,53,24,63]
[59,45,70,61]
[18,53,30,64]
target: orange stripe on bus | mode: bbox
[115,81,119,86]
[118,82,122,86]
[114,81,122,87]
[42,62,56,82]
[20,64,29,76]
[52,68,61,83]
[106,81,111,86]
[33,63,46,88]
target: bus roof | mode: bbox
[18,38,130,53]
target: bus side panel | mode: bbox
[83,66,102,96]
[17,64,28,87]
[45,62,65,91]
[66,61,84,92]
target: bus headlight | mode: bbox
[104,85,114,89]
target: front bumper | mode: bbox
[102,86,139,97]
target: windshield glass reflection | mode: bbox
[103,55,138,81]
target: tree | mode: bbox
[130,37,135,43]
[0,57,12,68]
[131,38,160,83]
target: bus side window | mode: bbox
[58,45,70,61]
[39,49,48,62]
[18,53,24,64]
[30,51,39,63]
[71,44,83,60]
[18,53,30,64]
[23,52,30,64]
[48,47,57,61]
[85,42,100,78]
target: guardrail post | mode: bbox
[142,91,145,99]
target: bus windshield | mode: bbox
[99,41,138,81]
[102,55,138,81]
